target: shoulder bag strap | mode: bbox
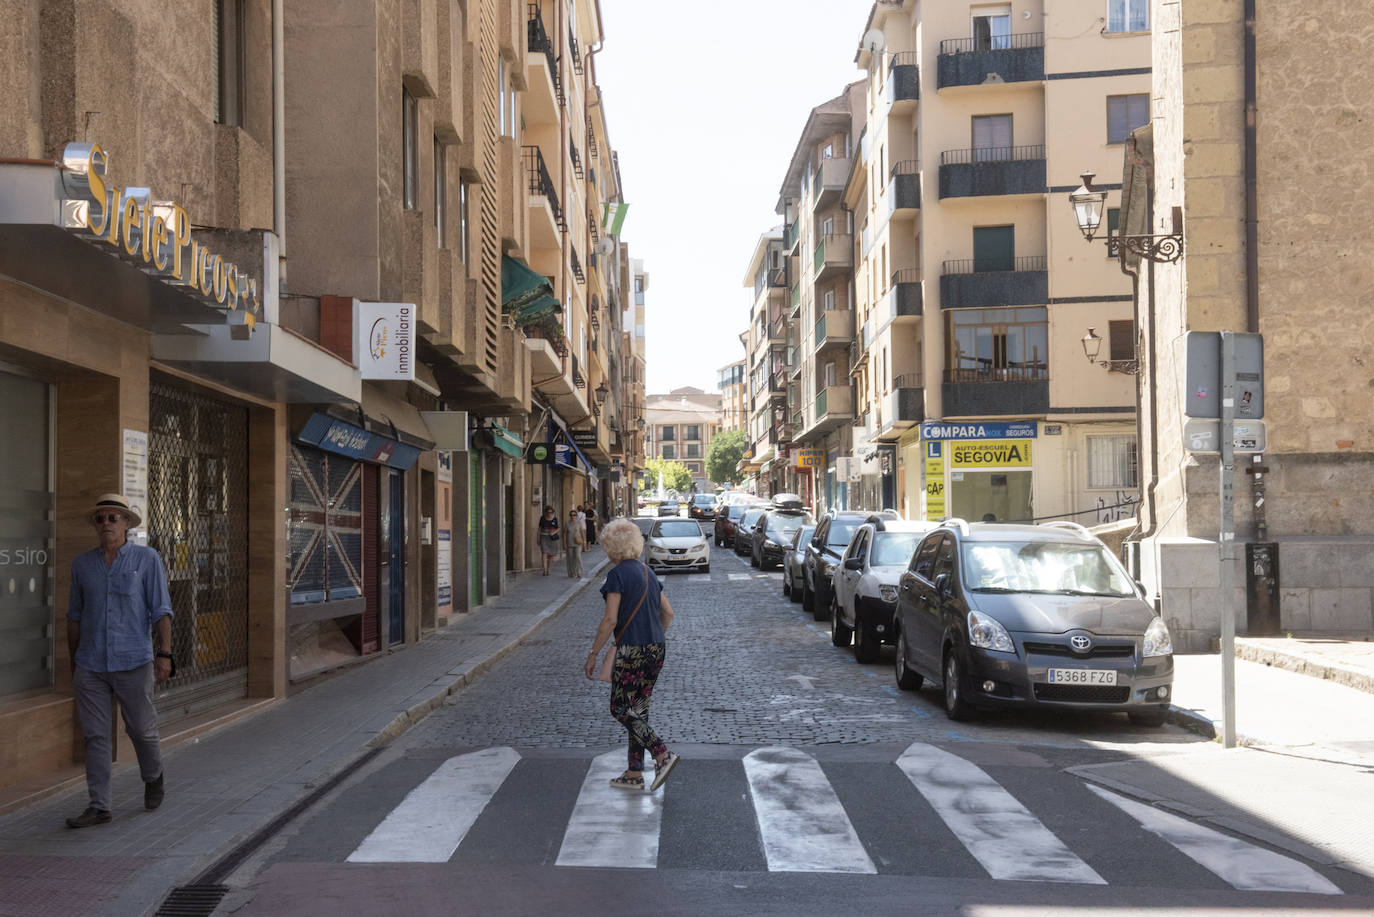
[612,562,651,647]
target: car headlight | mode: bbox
[967,610,1015,653]
[879,584,898,603]
[648,545,668,555]
[1143,616,1173,657]
[690,544,707,553]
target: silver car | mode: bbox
[831,519,936,662]
[643,519,710,574]
[782,524,817,603]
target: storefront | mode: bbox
[919,421,1038,523]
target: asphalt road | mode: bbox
[221,524,1374,915]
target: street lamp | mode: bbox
[594,380,609,404]
[1081,326,1139,375]
[1069,170,1184,263]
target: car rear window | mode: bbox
[826,520,860,547]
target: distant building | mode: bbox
[644,388,723,492]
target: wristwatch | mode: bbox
[156,651,176,676]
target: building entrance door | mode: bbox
[387,471,405,646]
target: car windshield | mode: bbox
[740,508,765,527]
[766,513,813,537]
[826,520,861,547]
[693,496,714,505]
[962,540,1136,596]
[729,505,752,520]
[871,532,924,567]
[793,525,816,548]
[653,521,701,538]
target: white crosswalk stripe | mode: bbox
[1086,784,1342,895]
[743,746,876,874]
[727,573,752,581]
[347,746,520,863]
[555,750,664,868]
[896,741,1105,884]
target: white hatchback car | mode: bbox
[831,518,936,662]
[643,518,710,574]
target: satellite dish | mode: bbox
[597,236,616,257]
[861,29,886,56]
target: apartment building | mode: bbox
[644,388,722,492]
[0,0,643,799]
[716,360,747,435]
[847,0,1147,524]
[739,230,791,497]
[1126,0,1374,648]
[774,83,866,514]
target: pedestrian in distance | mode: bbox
[564,508,585,577]
[584,502,597,548]
[537,506,560,576]
[65,494,173,828]
[584,518,680,792]
[575,503,588,552]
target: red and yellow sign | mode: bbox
[793,448,824,469]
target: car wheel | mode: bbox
[802,580,814,615]
[830,598,852,647]
[1128,707,1168,728]
[782,574,791,597]
[750,551,759,568]
[788,573,802,603]
[854,617,879,663]
[894,630,923,691]
[943,650,974,722]
[811,585,828,622]
[701,565,710,575]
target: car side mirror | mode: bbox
[844,556,863,571]
[934,572,952,599]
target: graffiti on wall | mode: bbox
[1096,491,1139,524]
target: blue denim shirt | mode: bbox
[67,542,174,673]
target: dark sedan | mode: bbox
[688,494,717,520]
[750,509,814,569]
[713,501,757,547]
[892,520,1174,727]
[732,506,768,557]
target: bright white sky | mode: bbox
[595,0,872,393]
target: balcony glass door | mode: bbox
[973,8,1012,50]
[972,115,1012,162]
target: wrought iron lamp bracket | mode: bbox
[1106,231,1184,263]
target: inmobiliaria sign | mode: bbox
[356,301,416,380]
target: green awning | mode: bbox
[501,256,561,327]
[490,422,524,459]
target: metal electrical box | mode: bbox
[1184,332,1264,419]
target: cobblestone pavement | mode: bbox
[403,540,1205,754]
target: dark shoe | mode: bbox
[66,806,112,828]
[145,773,164,810]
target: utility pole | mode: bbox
[1218,332,1237,748]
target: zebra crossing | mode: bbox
[341,742,1346,895]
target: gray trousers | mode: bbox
[73,662,163,811]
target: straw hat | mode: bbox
[87,493,142,528]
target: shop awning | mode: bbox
[546,416,593,473]
[501,256,561,327]
[490,422,524,458]
[296,413,423,470]
[361,384,436,450]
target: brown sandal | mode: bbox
[609,774,644,790]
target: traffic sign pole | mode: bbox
[1219,332,1237,748]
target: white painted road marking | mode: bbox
[347,746,520,863]
[897,742,1105,884]
[1086,784,1342,895]
[728,573,752,581]
[556,750,663,868]
[743,746,876,874]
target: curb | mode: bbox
[1234,638,1374,695]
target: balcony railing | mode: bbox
[888,51,920,104]
[791,283,801,308]
[523,145,564,227]
[784,219,799,250]
[813,233,854,278]
[939,144,1045,166]
[942,255,1046,275]
[939,145,1046,199]
[888,159,921,214]
[570,141,583,180]
[526,5,563,102]
[524,322,568,357]
[569,35,583,74]
[570,245,584,284]
[586,115,597,157]
[888,268,923,319]
[945,357,1048,384]
[571,353,586,389]
[937,33,1044,89]
[940,257,1047,308]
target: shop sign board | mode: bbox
[59,143,260,328]
[925,442,945,519]
[357,302,415,380]
[794,448,824,469]
[921,421,1038,440]
[949,440,1033,468]
[571,429,598,449]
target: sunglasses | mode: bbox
[94,513,126,524]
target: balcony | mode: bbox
[940,256,1047,309]
[880,373,924,438]
[811,156,851,211]
[570,245,584,284]
[813,233,853,282]
[887,269,923,320]
[784,219,799,251]
[938,145,1046,199]
[888,52,920,110]
[799,385,855,440]
[813,309,853,352]
[525,5,563,124]
[790,281,802,312]
[936,32,1044,89]
[888,160,921,218]
[524,145,564,249]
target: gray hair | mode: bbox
[598,518,643,562]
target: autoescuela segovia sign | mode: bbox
[58,143,261,330]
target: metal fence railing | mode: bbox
[941,255,1047,275]
[939,32,1043,55]
[939,144,1045,166]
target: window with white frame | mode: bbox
[1087,434,1139,488]
[1107,0,1149,33]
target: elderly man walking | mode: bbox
[65,494,174,828]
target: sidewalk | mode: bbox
[0,549,611,917]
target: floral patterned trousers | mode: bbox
[609,642,668,772]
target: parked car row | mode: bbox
[771,511,1176,729]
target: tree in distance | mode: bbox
[706,428,747,486]
[642,457,693,495]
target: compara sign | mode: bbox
[357,301,416,380]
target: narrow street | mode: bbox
[215,525,1374,915]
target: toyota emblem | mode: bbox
[1070,634,1092,652]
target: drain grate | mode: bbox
[156,884,228,916]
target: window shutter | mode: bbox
[1108,320,1135,362]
